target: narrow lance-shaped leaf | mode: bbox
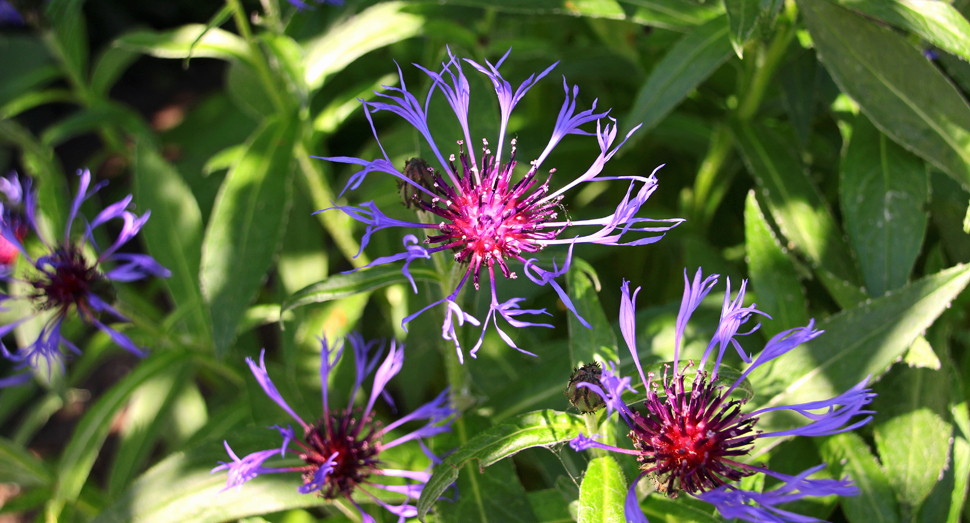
[577,456,626,523]
[49,350,191,516]
[91,426,324,523]
[624,15,733,140]
[417,410,586,520]
[282,265,440,312]
[421,0,720,30]
[834,0,970,63]
[732,121,862,300]
[304,2,423,90]
[134,140,210,342]
[201,116,297,357]
[115,24,252,66]
[840,115,929,297]
[818,432,901,523]
[799,0,970,188]
[756,263,970,407]
[723,0,761,56]
[744,190,810,338]
[566,259,618,369]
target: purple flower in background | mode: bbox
[569,269,875,523]
[286,0,343,10]
[0,169,170,387]
[319,49,682,362]
[0,1,24,27]
[214,333,456,521]
[0,172,28,267]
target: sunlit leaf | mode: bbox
[577,456,626,523]
[282,265,439,312]
[566,258,619,368]
[417,410,586,520]
[818,432,901,523]
[201,116,297,357]
[799,0,970,188]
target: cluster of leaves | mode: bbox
[1,0,970,522]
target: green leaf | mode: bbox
[106,364,191,498]
[92,427,323,523]
[282,265,439,312]
[528,489,573,523]
[779,48,818,147]
[577,456,626,523]
[732,121,862,297]
[840,115,929,297]
[872,364,952,519]
[624,16,733,138]
[756,263,970,408]
[89,45,139,97]
[0,88,75,120]
[0,436,52,488]
[818,432,901,523]
[435,457,539,523]
[134,140,211,342]
[44,0,89,87]
[184,4,233,68]
[916,352,970,523]
[799,0,970,188]
[437,0,722,30]
[201,117,297,357]
[115,24,252,65]
[49,350,192,515]
[639,496,724,523]
[417,410,586,520]
[723,0,761,56]
[743,190,809,338]
[0,35,58,107]
[834,0,970,64]
[41,100,155,146]
[566,258,619,368]
[304,2,424,90]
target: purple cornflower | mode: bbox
[214,333,456,521]
[319,49,682,362]
[569,269,875,522]
[0,169,170,387]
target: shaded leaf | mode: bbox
[528,489,573,523]
[744,190,809,338]
[417,410,586,520]
[90,45,139,96]
[625,16,733,138]
[436,457,539,523]
[201,117,297,357]
[840,115,928,297]
[723,0,760,56]
[577,456,626,523]
[799,0,970,188]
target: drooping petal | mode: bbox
[247,349,309,430]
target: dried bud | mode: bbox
[565,361,605,413]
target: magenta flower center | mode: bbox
[29,246,102,318]
[299,409,382,499]
[628,370,757,497]
[412,142,563,289]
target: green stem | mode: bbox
[736,18,796,122]
[227,0,287,113]
[691,123,734,228]
[294,143,370,268]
